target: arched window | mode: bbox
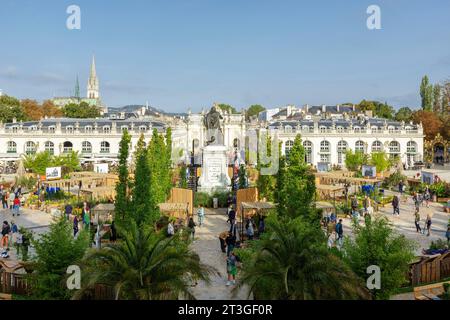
[337,141,348,165]
[25,141,36,155]
[303,141,312,164]
[7,141,16,153]
[355,140,365,153]
[82,141,92,154]
[285,140,294,156]
[406,141,419,165]
[45,141,54,155]
[389,141,400,160]
[372,141,383,152]
[320,140,331,162]
[100,141,110,153]
[63,141,73,153]
[320,140,330,153]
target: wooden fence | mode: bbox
[236,187,258,217]
[167,187,194,216]
[409,252,450,286]
[0,272,30,295]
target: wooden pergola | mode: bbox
[91,203,115,223]
[239,201,275,242]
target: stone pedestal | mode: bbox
[198,145,231,194]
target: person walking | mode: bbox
[225,231,236,257]
[424,188,431,208]
[8,191,15,211]
[425,214,432,236]
[167,220,175,237]
[351,196,358,216]
[335,219,344,247]
[399,181,404,196]
[13,196,20,217]
[246,217,255,240]
[1,221,11,251]
[414,209,422,233]
[258,216,265,236]
[82,205,91,230]
[73,215,79,237]
[65,203,73,221]
[227,206,236,227]
[226,251,238,286]
[392,195,400,215]
[110,221,117,242]
[197,205,205,227]
[188,217,196,241]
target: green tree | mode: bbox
[374,102,394,119]
[420,75,434,111]
[22,151,54,175]
[132,135,157,225]
[31,217,90,299]
[280,135,316,219]
[62,102,101,118]
[256,133,276,201]
[148,129,172,204]
[369,152,390,174]
[74,222,214,300]
[344,216,416,299]
[217,103,237,114]
[53,151,81,172]
[395,107,413,122]
[433,84,442,113]
[246,104,265,121]
[235,215,369,300]
[345,149,368,172]
[0,95,26,122]
[115,130,131,226]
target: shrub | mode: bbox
[194,192,213,207]
[211,191,230,207]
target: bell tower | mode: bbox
[87,55,99,99]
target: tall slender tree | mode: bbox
[279,135,316,220]
[433,84,442,113]
[420,75,434,111]
[115,130,131,226]
[132,135,157,225]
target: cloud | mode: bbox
[0,67,71,86]
[374,92,420,109]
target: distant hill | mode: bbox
[110,105,187,117]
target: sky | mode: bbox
[0,0,449,113]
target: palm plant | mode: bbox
[73,222,216,300]
[235,216,369,300]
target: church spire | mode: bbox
[74,75,80,100]
[87,55,99,99]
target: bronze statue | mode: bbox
[204,105,223,145]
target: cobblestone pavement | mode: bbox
[190,208,250,300]
[341,190,449,255]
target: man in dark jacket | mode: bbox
[392,195,400,215]
[335,219,343,247]
[228,207,236,227]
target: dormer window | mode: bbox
[139,125,147,133]
[354,127,361,133]
[48,126,56,133]
[284,125,292,133]
[85,126,93,133]
[371,126,378,133]
[66,126,74,134]
[121,125,129,132]
[103,126,111,134]
[320,126,327,133]
[12,126,18,133]
[336,126,344,133]
[388,126,395,134]
[29,125,38,131]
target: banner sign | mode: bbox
[46,167,61,180]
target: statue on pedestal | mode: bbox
[204,104,223,145]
